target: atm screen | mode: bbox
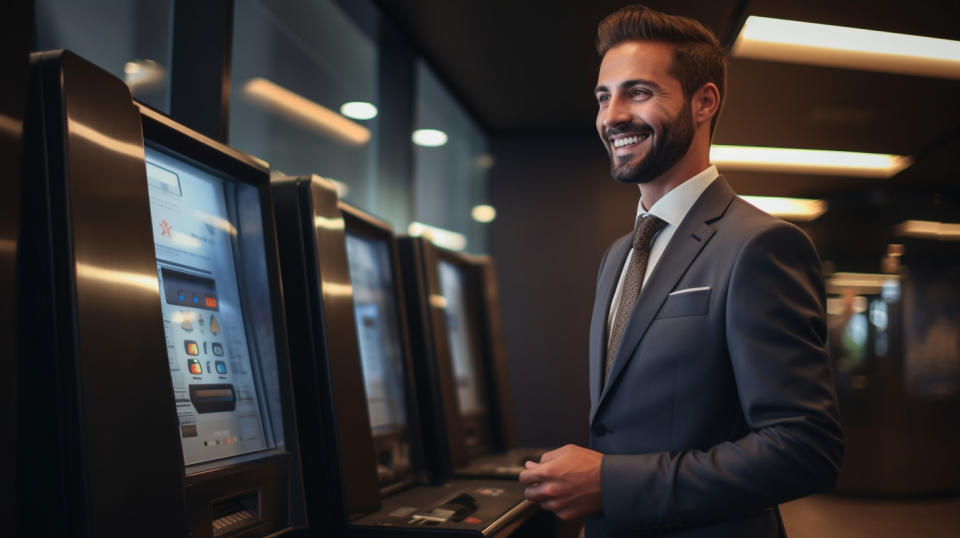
[345,232,411,484]
[145,146,269,466]
[437,260,486,416]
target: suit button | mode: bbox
[591,423,608,436]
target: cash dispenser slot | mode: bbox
[211,490,261,537]
[409,492,478,525]
[190,384,237,413]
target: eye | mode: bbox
[596,93,610,104]
[630,87,652,99]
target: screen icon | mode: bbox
[215,360,227,374]
[205,295,218,309]
[180,312,194,332]
[184,340,199,356]
[210,315,220,335]
[212,343,224,356]
[188,359,202,375]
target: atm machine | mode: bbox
[18,50,308,537]
[271,176,538,536]
[397,238,547,480]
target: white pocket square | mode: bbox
[669,286,710,296]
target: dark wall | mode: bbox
[489,131,638,448]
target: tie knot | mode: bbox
[633,215,666,251]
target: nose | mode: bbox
[600,95,631,132]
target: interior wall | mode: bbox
[489,131,638,448]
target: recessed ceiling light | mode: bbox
[710,145,911,178]
[895,220,960,240]
[732,16,960,79]
[471,204,497,223]
[739,196,827,221]
[412,129,448,147]
[242,78,371,147]
[339,101,378,120]
[407,221,466,251]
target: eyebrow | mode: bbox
[594,79,664,94]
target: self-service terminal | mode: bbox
[18,50,308,538]
[271,176,537,536]
[396,238,548,481]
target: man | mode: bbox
[519,5,843,537]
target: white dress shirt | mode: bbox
[606,165,719,339]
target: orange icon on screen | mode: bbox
[205,296,217,308]
[188,359,202,375]
[185,340,199,356]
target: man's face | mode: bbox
[595,41,695,184]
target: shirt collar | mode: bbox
[636,164,719,228]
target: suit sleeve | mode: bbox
[600,222,844,533]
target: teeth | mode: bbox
[613,135,646,148]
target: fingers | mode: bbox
[523,481,555,503]
[518,461,546,485]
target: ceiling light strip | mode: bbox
[242,78,370,147]
[732,16,960,79]
[739,195,827,221]
[710,145,910,178]
[895,220,960,240]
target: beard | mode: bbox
[606,102,695,184]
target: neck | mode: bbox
[638,135,711,211]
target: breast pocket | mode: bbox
[657,287,710,319]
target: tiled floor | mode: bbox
[781,494,960,538]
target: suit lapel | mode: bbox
[589,234,632,411]
[593,177,736,417]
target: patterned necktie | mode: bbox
[605,214,667,382]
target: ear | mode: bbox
[692,82,720,128]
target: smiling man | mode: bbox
[518,5,844,537]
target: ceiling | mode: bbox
[374,0,960,198]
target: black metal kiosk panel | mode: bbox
[19,50,307,538]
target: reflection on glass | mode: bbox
[437,260,485,415]
[904,275,960,399]
[345,233,411,485]
[828,288,893,393]
[413,61,492,253]
[145,147,269,466]
[34,0,172,112]
[230,0,380,212]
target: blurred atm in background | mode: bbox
[17,50,310,537]
[271,176,539,536]
[397,237,549,481]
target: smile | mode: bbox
[612,133,650,148]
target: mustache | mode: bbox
[604,122,654,139]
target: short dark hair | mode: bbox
[597,4,726,136]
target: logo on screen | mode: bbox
[188,359,202,375]
[215,360,227,374]
[184,340,199,356]
[212,343,224,356]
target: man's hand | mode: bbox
[518,444,603,520]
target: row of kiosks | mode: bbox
[271,176,539,536]
[395,239,550,481]
[16,49,541,537]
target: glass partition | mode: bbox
[229,0,379,211]
[33,0,172,112]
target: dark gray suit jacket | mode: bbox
[585,177,843,537]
